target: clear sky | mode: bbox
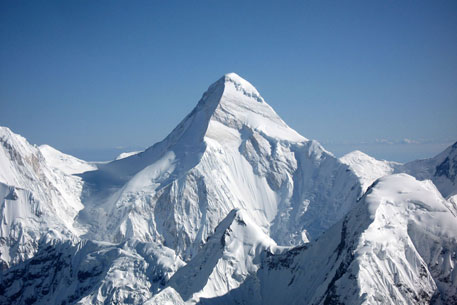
[1,0,456,162]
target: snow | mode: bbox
[340,150,401,192]
[115,151,142,160]
[0,240,178,305]
[77,72,361,259]
[39,144,96,175]
[401,141,457,198]
[205,174,457,305]
[212,73,306,143]
[145,287,185,305]
[341,143,457,201]
[1,73,457,305]
[167,209,279,303]
[0,127,88,266]
[353,174,457,304]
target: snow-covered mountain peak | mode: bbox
[342,149,367,158]
[166,209,279,303]
[402,141,457,198]
[0,126,92,266]
[221,72,264,102]
[220,173,457,305]
[0,126,17,138]
[39,144,96,175]
[78,74,358,262]
[89,73,307,186]
[364,173,450,216]
[340,150,401,192]
[202,73,306,143]
[0,126,37,161]
[0,126,44,188]
[0,126,14,138]
[433,141,457,185]
[144,72,303,150]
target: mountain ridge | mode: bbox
[198,174,457,305]
[1,73,457,305]
[76,73,361,259]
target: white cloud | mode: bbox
[401,138,420,144]
[375,138,394,145]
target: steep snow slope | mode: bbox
[1,73,457,305]
[0,127,88,266]
[39,144,96,175]
[340,145,457,213]
[1,130,184,305]
[205,174,457,305]
[79,73,362,259]
[402,141,457,198]
[0,239,185,305]
[167,209,280,304]
[340,150,401,192]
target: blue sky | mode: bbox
[1,1,456,162]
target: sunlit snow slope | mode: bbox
[340,150,401,192]
[2,73,457,305]
[0,127,89,266]
[341,143,457,212]
[201,174,457,305]
[78,73,362,259]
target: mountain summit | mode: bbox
[84,73,305,187]
[80,73,361,259]
[194,72,305,143]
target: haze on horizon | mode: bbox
[1,0,456,162]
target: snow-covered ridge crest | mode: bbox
[208,174,457,305]
[402,141,457,198]
[166,208,279,303]
[39,144,96,175]
[90,72,306,186]
[340,142,457,202]
[208,73,306,143]
[222,72,264,103]
[340,150,401,192]
[78,73,357,260]
[181,72,305,143]
[0,126,96,266]
[3,73,457,304]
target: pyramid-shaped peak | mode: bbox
[222,73,262,97]
[204,73,265,105]
[169,73,306,145]
[98,73,308,181]
[198,73,306,142]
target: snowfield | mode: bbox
[1,73,456,305]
